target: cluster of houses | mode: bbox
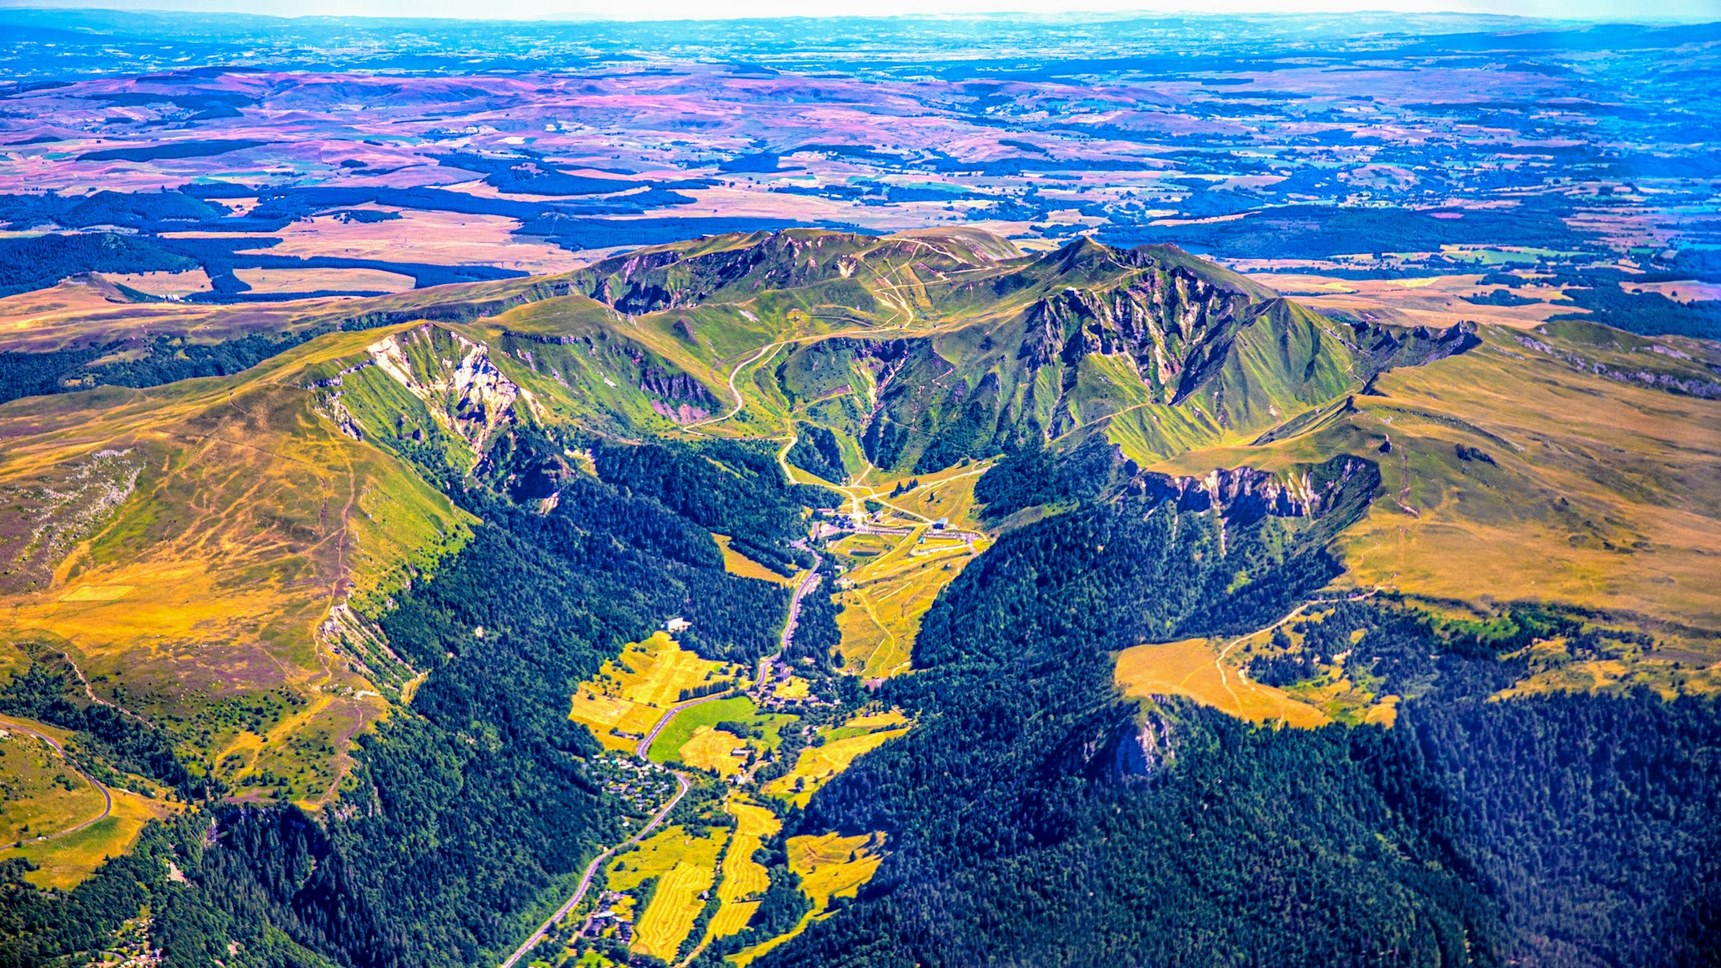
[579,892,635,946]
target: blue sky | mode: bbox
[2,0,1716,20]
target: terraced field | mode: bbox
[559,614,902,966]
[705,796,781,941]
[604,823,727,962]
[635,859,717,961]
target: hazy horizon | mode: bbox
[1,0,1716,23]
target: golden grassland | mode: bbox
[762,709,911,808]
[868,463,992,531]
[828,532,895,558]
[2,787,173,890]
[0,325,475,809]
[1492,636,1721,700]
[0,269,559,356]
[791,831,882,908]
[605,823,726,963]
[99,268,214,299]
[730,831,884,968]
[231,267,416,295]
[231,208,577,275]
[0,723,106,845]
[713,533,798,586]
[831,526,988,679]
[0,714,177,889]
[1243,270,1577,331]
[1622,279,1721,304]
[1147,324,1721,640]
[835,710,910,732]
[1220,612,1400,727]
[0,280,252,353]
[568,632,741,753]
[1115,638,1331,729]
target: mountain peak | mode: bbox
[1035,234,1120,275]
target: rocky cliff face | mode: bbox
[365,325,523,459]
[1132,455,1378,525]
[1109,713,1175,782]
[1018,263,1258,402]
[639,364,716,424]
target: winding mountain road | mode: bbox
[0,715,113,843]
[686,341,784,430]
[757,546,823,695]
[499,545,824,968]
[498,769,691,968]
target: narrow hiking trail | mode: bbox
[1197,589,1382,708]
[499,548,824,968]
[687,341,784,431]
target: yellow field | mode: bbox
[232,207,576,275]
[635,859,717,961]
[829,532,895,558]
[605,823,726,963]
[832,527,988,679]
[677,725,749,777]
[1623,279,1721,304]
[763,709,911,807]
[713,533,797,585]
[871,464,992,531]
[100,268,214,299]
[705,796,781,940]
[569,632,739,752]
[731,830,884,967]
[1212,613,1397,727]
[1240,270,1574,331]
[1114,638,1330,729]
[840,710,907,731]
[232,267,416,295]
[791,831,881,906]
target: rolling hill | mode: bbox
[1,229,1717,967]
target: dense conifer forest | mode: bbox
[0,440,794,968]
[2,407,1717,968]
[759,469,1721,968]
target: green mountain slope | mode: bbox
[0,229,1717,968]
